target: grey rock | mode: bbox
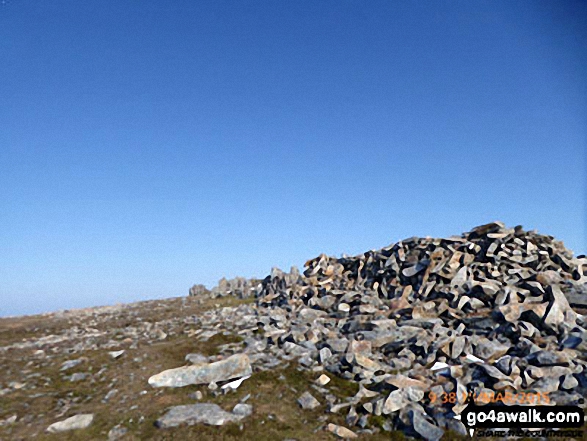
[103,389,118,402]
[60,358,84,371]
[412,411,444,441]
[109,350,125,359]
[155,403,245,428]
[297,391,320,410]
[69,372,88,382]
[232,403,253,418]
[189,390,204,400]
[189,284,208,296]
[185,353,209,365]
[108,424,128,441]
[47,414,94,433]
[148,353,252,388]
[326,423,358,439]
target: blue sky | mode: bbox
[1,0,585,317]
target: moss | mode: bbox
[440,429,469,440]
[388,430,409,441]
[326,373,360,399]
[369,414,388,429]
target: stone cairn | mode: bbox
[252,221,587,439]
[177,222,586,439]
[190,277,261,299]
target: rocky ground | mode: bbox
[0,296,377,440]
[1,222,586,440]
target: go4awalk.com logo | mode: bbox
[454,404,585,438]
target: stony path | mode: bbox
[0,296,389,440]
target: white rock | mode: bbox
[47,414,94,433]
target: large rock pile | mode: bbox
[251,221,587,439]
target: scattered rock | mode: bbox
[232,403,253,418]
[316,374,330,386]
[109,350,125,359]
[412,411,444,441]
[155,403,247,428]
[60,358,85,371]
[46,414,94,433]
[108,424,128,441]
[326,422,358,439]
[298,391,321,410]
[188,391,204,400]
[185,353,208,365]
[0,415,17,426]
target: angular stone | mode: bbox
[385,374,428,390]
[382,389,409,414]
[108,424,128,441]
[109,350,125,359]
[319,347,333,363]
[561,374,578,390]
[316,374,331,386]
[412,411,444,441]
[60,358,85,371]
[327,423,358,439]
[544,285,576,327]
[325,338,348,353]
[232,403,253,418]
[354,353,381,371]
[451,336,466,359]
[298,391,320,410]
[474,338,510,361]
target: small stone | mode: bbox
[108,424,128,441]
[412,411,444,441]
[155,403,243,428]
[232,403,253,418]
[562,374,578,390]
[383,389,410,414]
[298,391,320,410]
[316,374,330,386]
[109,350,125,360]
[188,391,204,400]
[326,338,349,353]
[474,338,510,361]
[326,423,358,439]
[0,415,17,426]
[319,347,333,363]
[60,358,84,371]
[103,389,118,402]
[185,353,208,365]
[72,372,89,382]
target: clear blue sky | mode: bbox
[1,1,585,317]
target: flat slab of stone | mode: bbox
[47,414,93,433]
[155,403,244,428]
[327,423,358,438]
[148,353,252,388]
